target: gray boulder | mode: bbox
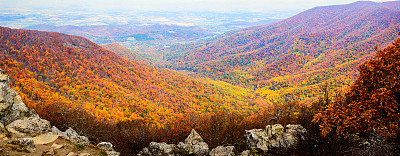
[265,124,287,148]
[210,146,236,156]
[60,127,90,145]
[97,142,114,151]
[149,142,177,156]
[0,71,31,126]
[265,124,285,137]
[185,129,203,145]
[245,128,269,153]
[192,142,209,156]
[97,142,121,156]
[138,129,209,156]
[175,129,206,155]
[177,141,190,154]
[182,129,209,156]
[138,142,177,156]
[6,115,51,138]
[51,125,63,134]
[245,124,307,155]
[283,124,307,146]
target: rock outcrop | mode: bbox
[245,124,307,155]
[97,142,121,156]
[141,142,178,156]
[180,129,209,156]
[0,69,119,155]
[0,69,36,129]
[138,129,209,156]
[138,124,306,156]
[52,127,91,145]
[6,115,51,138]
[0,69,51,139]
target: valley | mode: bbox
[1,0,400,155]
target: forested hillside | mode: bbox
[102,43,149,64]
[0,26,261,127]
[166,1,400,102]
[316,32,400,135]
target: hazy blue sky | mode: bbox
[1,0,392,12]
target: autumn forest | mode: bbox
[1,1,400,155]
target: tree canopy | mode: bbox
[315,32,400,135]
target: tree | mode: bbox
[314,32,400,135]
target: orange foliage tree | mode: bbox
[314,32,400,135]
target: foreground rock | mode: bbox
[0,69,51,140]
[245,124,307,155]
[0,69,36,130]
[0,69,119,155]
[138,129,209,156]
[138,124,307,156]
[6,115,51,138]
[180,129,209,156]
[97,142,121,156]
[7,138,35,153]
[209,146,236,156]
[52,127,91,145]
[141,142,177,156]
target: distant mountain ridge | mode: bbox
[166,1,400,102]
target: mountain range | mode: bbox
[164,1,400,102]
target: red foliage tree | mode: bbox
[314,32,400,135]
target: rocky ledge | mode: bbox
[0,68,120,156]
[138,124,306,156]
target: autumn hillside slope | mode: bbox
[102,42,149,64]
[166,1,400,102]
[0,26,259,127]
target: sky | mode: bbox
[0,0,393,12]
